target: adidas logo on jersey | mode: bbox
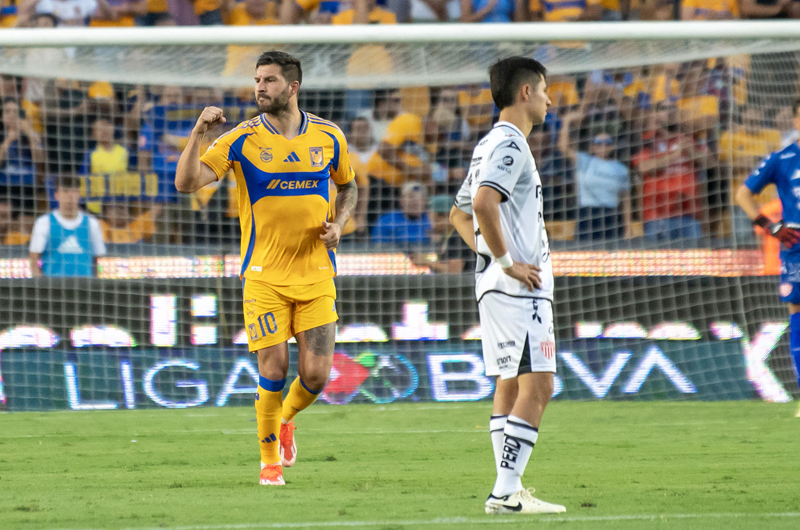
[283,152,300,163]
[57,235,85,254]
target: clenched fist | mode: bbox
[194,106,226,135]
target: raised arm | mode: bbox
[557,110,582,164]
[175,106,226,194]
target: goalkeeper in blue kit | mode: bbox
[735,98,800,414]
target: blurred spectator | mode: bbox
[740,0,799,17]
[327,117,374,239]
[366,107,437,227]
[560,110,631,239]
[460,0,520,22]
[278,0,316,23]
[528,123,574,222]
[775,105,800,148]
[458,84,494,138]
[31,0,117,25]
[81,118,130,214]
[361,89,402,145]
[0,98,43,220]
[138,86,193,197]
[631,0,678,19]
[44,79,92,177]
[192,0,229,24]
[547,75,580,110]
[601,0,624,19]
[632,63,681,110]
[411,0,459,20]
[345,116,376,235]
[100,202,161,244]
[89,0,147,25]
[0,200,33,245]
[225,0,278,22]
[333,0,398,22]
[677,60,720,131]
[632,101,703,240]
[432,87,470,169]
[29,176,106,278]
[681,0,739,19]
[410,194,474,273]
[530,0,602,20]
[372,181,431,245]
[719,106,781,186]
[137,0,173,23]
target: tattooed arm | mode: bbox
[334,179,358,231]
[320,179,359,250]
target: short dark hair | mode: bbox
[256,50,302,86]
[793,98,800,118]
[489,57,547,111]
[57,175,81,190]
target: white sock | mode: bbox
[491,415,538,497]
[489,415,508,475]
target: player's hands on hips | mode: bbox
[320,221,342,250]
[194,106,226,135]
[503,261,542,291]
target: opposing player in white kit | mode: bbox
[452,56,565,514]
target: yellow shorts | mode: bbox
[242,278,338,351]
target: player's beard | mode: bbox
[257,87,291,116]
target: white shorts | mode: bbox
[478,293,556,379]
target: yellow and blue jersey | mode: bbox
[200,111,354,286]
[530,0,601,21]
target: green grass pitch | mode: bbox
[2,401,800,530]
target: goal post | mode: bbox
[0,21,798,410]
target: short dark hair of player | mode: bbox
[256,51,303,86]
[57,175,81,190]
[489,57,547,111]
[793,98,800,118]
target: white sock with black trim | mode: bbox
[489,415,508,475]
[491,415,538,498]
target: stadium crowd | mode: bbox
[0,1,799,276]
[2,0,800,26]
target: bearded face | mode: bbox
[257,85,291,115]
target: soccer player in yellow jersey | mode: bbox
[175,50,357,486]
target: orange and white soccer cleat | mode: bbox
[259,463,285,486]
[280,421,297,467]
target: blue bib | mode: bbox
[42,213,94,277]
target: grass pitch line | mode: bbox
[39,512,800,530]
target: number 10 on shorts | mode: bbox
[250,312,277,339]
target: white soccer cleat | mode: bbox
[485,488,566,514]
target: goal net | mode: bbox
[0,22,798,411]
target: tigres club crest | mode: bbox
[260,147,273,163]
[309,147,324,167]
